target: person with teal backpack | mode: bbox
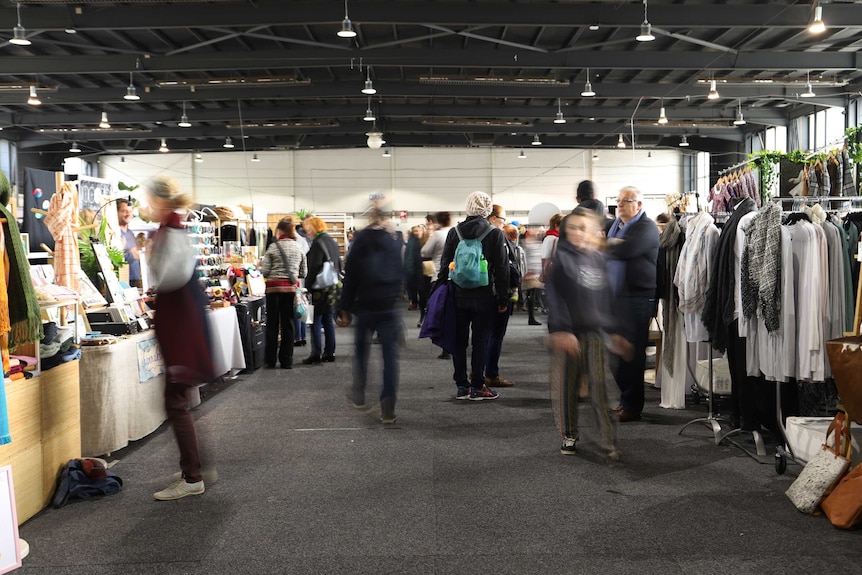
[435,191,510,401]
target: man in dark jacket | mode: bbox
[339,209,403,423]
[436,191,509,401]
[606,186,659,422]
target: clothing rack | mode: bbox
[679,346,731,445]
[717,157,760,177]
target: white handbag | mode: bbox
[312,255,340,289]
[786,412,852,514]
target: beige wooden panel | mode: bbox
[8,445,44,524]
[41,426,81,509]
[40,360,80,438]
[0,378,42,460]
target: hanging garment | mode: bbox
[741,203,782,332]
[806,163,819,196]
[43,181,80,293]
[843,149,856,196]
[657,217,684,373]
[702,198,756,353]
[675,211,719,342]
[818,159,832,197]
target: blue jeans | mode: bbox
[453,298,496,388]
[294,318,306,341]
[614,296,654,414]
[309,289,336,357]
[484,301,513,378]
[351,308,401,414]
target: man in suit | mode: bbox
[606,186,659,422]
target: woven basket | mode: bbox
[826,336,862,424]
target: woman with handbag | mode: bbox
[302,216,342,364]
[259,216,306,369]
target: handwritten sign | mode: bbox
[136,336,165,383]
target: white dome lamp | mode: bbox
[366,130,385,149]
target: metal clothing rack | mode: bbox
[679,346,732,445]
[717,156,760,177]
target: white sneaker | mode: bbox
[153,479,205,501]
[170,469,219,484]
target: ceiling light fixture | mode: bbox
[382,147,392,158]
[159,138,169,153]
[124,72,140,101]
[223,136,234,149]
[363,96,376,121]
[581,68,596,97]
[658,99,668,124]
[617,134,626,148]
[10,3,31,46]
[27,85,40,106]
[366,129,385,149]
[518,149,526,159]
[68,141,81,153]
[178,101,192,128]
[809,2,826,34]
[337,0,357,38]
[589,24,600,31]
[592,151,599,161]
[532,134,542,146]
[251,153,260,162]
[647,151,653,159]
[733,101,747,126]
[194,152,203,163]
[554,98,566,124]
[707,79,720,100]
[801,71,816,97]
[636,0,655,42]
[361,67,376,95]
[679,135,690,147]
[98,111,111,129]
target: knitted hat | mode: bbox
[465,191,493,217]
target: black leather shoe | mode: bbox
[322,354,335,363]
[618,409,641,423]
[302,355,321,365]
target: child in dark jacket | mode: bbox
[546,208,632,460]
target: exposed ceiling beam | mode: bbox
[6,3,860,31]
[1,50,860,76]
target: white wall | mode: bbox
[98,146,683,229]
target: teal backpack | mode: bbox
[450,225,493,289]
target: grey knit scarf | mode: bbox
[659,218,683,374]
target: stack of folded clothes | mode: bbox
[39,322,81,371]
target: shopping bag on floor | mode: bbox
[786,412,852,514]
[821,463,862,529]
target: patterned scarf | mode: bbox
[0,171,43,348]
[658,218,683,374]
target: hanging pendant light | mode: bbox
[10,3,31,46]
[617,134,626,148]
[361,66,376,95]
[707,79,720,100]
[733,101,747,126]
[809,3,826,34]
[592,151,599,162]
[679,135,690,147]
[337,0,357,38]
[99,111,111,129]
[532,134,542,146]
[554,98,566,124]
[223,136,235,149]
[251,153,261,162]
[658,100,668,124]
[518,149,526,159]
[581,68,596,97]
[382,147,392,158]
[124,72,140,101]
[158,138,169,153]
[68,141,81,153]
[363,96,376,121]
[27,85,40,106]
[178,101,192,127]
[194,152,204,163]
[801,71,816,97]
[636,0,655,42]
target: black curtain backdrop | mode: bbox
[22,167,59,253]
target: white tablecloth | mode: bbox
[208,306,246,376]
[79,307,246,456]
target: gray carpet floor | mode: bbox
[16,309,862,575]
